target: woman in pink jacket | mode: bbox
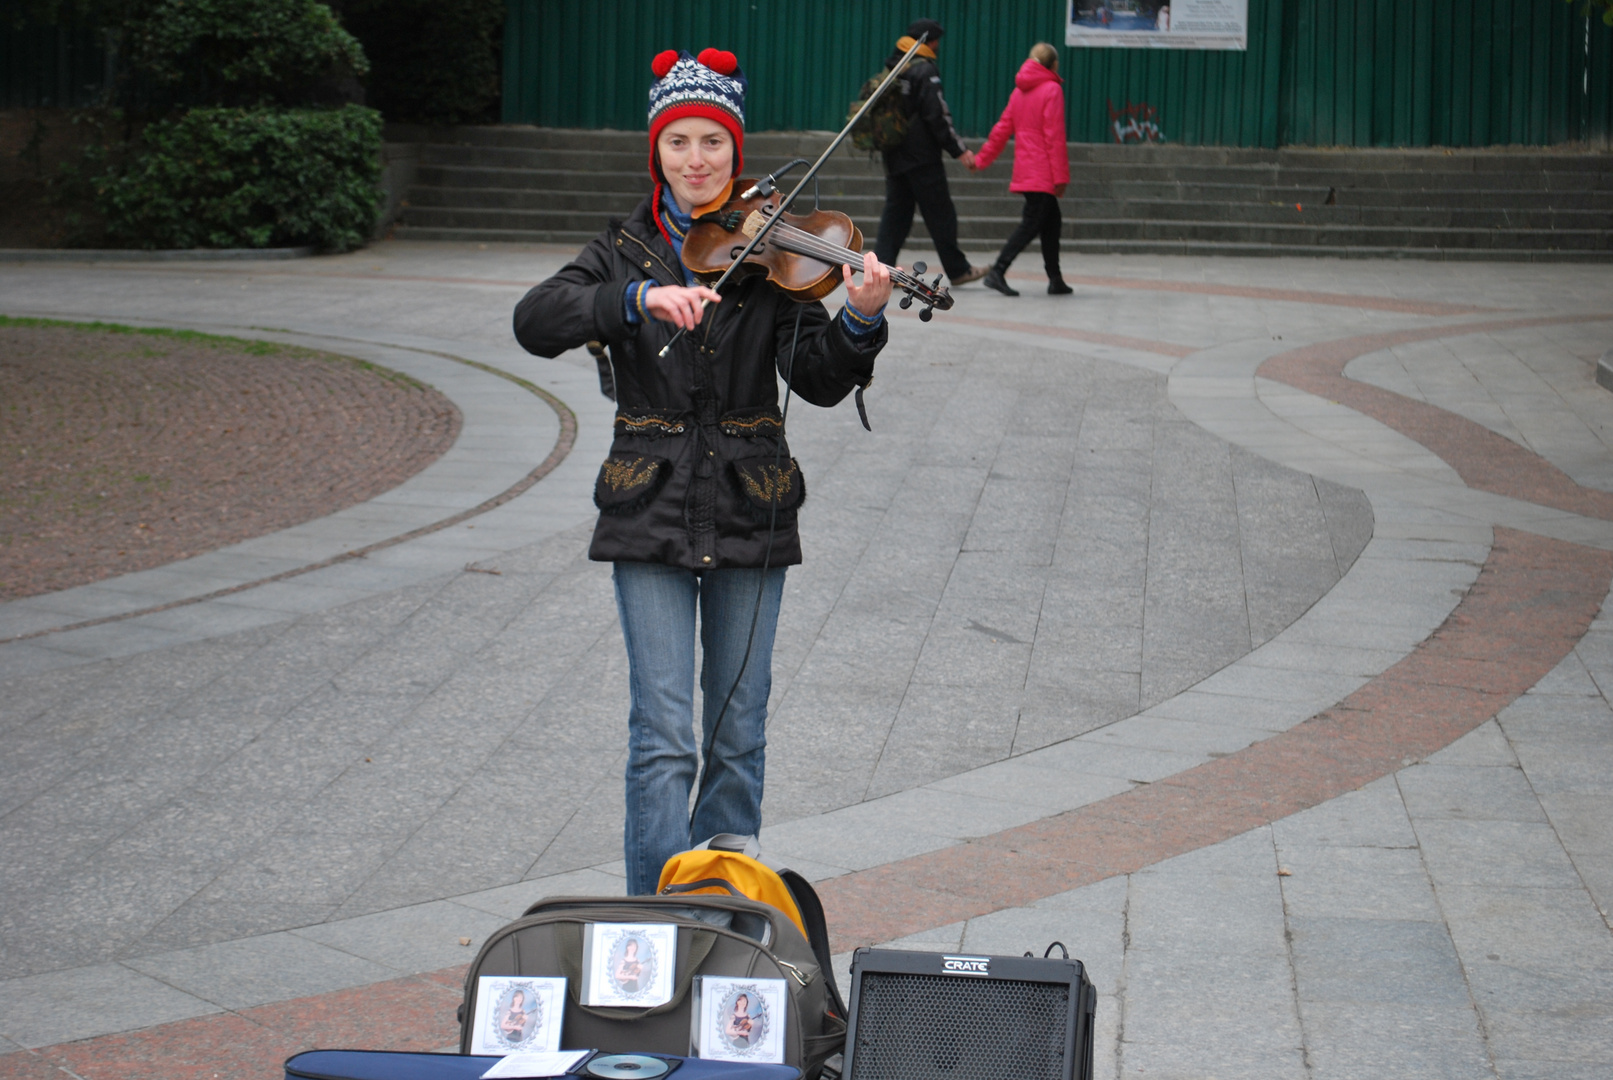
[971,43,1072,296]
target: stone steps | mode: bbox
[387,124,1613,260]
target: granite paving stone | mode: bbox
[1396,762,1548,822]
[1300,1002,1490,1080]
[452,868,628,920]
[288,901,506,973]
[0,964,219,1048]
[1288,916,1475,1005]
[122,934,397,1011]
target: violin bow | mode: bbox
[657,31,933,357]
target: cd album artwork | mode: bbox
[581,923,676,1007]
[469,976,566,1055]
[693,976,786,1063]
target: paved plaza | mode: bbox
[1,242,1611,1080]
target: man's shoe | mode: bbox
[982,267,1019,296]
[951,265,989,286]
[1047,277,1074,295]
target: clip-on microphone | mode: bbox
[740,159,810,200]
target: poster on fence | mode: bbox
[1066,0,1247,50]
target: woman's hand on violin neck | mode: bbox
[645,285,723,330]
[843,250,893,318]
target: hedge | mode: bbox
[95,103,381,250]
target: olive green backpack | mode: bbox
[847,68,912,153]
[459,892,845,1079]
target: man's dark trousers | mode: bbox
[873,161,971,281]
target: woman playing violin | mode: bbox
[513,48,892,897]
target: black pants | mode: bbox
[994,191,1062,277]
[872,161,972,280]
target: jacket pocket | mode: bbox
[594,453,671,514]
[730,457,806,517]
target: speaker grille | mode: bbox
[849,972,1070,1080]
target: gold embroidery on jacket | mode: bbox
[738,462,796,504]
[719,414,783,436]
[616,413,687,436]
[601,457,659,492]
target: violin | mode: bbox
[681,182,954,321]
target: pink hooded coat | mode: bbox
[974,58,1069,194]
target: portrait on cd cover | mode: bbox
[581,923,676,1007]
[469,976,566,1055]
[695,976,785,1063]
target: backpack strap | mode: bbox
[780,868,846,1017]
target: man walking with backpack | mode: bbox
[870,19,988,288]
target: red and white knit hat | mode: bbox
[647,48,747,179]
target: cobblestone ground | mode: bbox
[0,323,461,602]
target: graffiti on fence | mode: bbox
[1107,100,1165,143]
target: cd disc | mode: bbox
[585,1055,669,1080]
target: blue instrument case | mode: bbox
[285,1050,800,1080]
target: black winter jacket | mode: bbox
[512,192,887,570]
[881,56,967,175]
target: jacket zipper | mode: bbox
[620,229,683,288]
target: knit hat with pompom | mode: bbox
[647,48,747,180]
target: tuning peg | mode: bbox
[899,294,913,310]
[919,306,934,322]
[931,273,943,290]
[912,261,927,275]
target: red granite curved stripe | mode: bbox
[1258,314,1613,519]
[0,970,463,1080]
[816,527,1612,950]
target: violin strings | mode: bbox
[760,218,921,289]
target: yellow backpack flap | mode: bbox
[657,848,808,940]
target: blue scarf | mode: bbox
[659,190,696,286]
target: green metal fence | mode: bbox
[1278,0,1613,145]
[6,1,1608,143]
[501,0,1613,146]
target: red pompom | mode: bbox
[651,50,679,79]
[697,48,738,75]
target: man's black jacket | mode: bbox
[512,191,886,570]
[882,56,967,175]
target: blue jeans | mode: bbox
[613,561,786,895]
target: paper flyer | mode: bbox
[479,1050,591,1079]
[580,923,676,1008]
[468,976,567,1056]
[691,975,786,1064]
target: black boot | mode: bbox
[1047,272,1073,295]
[983,266,1019,296]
